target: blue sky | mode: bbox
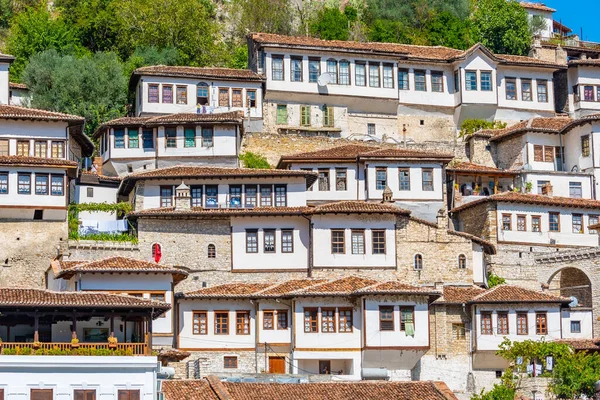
[542,0,600,42]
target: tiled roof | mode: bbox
[308,201,411,215]
[358,147,453,160]
[157,349,192,363]
[433,286,486,304]
[0,288,171,311]
[0,53,14,62]
[53,256,188,283]
[450,191,600,213]
[560,113,600,133]
[0,156,78,169]
[471,285,569,304]
[446,162,518,175]
[0,105,84,123]
[554,338,600,351]
[79,171,121,185]
[128,206,311,219]
[295,276,378,296]
[183,283,273,299]
[448,231,497,254]
[487,117,572,142]
[258,279,328,297]
[355,281,440,295]
[569,59,600,67]
[120,166,318,195]
[519,2,556,12]
[162,378,459,400]
[133,65,264,81]
[9,82,28,90]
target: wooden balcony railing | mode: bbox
[0,342,148,355]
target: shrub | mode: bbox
[239,152,270,169]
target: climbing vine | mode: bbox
[68,202,136,243]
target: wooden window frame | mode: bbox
[458,254,467,269]
[572,213,584,234]
[304,307,318,333]
[414,69,426,91]
[34,140,47,157]
[148,84,159,103]
[422,168,434,191]
[214,311,229,335]
[50,174,64,196]
[271,55,284,81]
[160,185,173,208]
[0,172,7,194]
[0,139,8,156]
[323,106,334,127]
[465,70,477,91]
[331,229,345,254]
[453,323,466,340]
[532,215,541,232]
[246,89,257,108]
[480,71,492,91]
[533,145,544,162]
[480,312,493,335]
[521,79,533,101]
[339,60,351,85]
[274,184,287,207]
[351,229,365,255]
[35,173,49,196]
[506,77,517,100]
[502,213,512,231]
[399,168,410,191]
[355,62,366,86]
[584,85,595,101]
[414,254,423,270]
[589,214,599,234]
[431,71,444,92]
[218,88,230,107]
[326,59,338,84]
[246,229,258,253]
[176,85,188,105]
[399,306,415,331]
[321,308,336,333]
[517,214,526,231]
[497,312,509,335]
[231,88,243,107]
[382,63,394,88]
[372,229,386,255]
[192,311,208,335]
[51,141,65,158]
[379,305,394,331]
[197,82,209,105]
[338,308,353,333]
[335,168,347,191]
[236,311,250,335]
[536,312,548,335]
[118,390,140,400]
[300,105,311,126]
[260,184,272,207]
[276,104,288,125]
[308,57,321,83]
[537,80,548,102]
[263,229,276,253]
[281,229,294,253]
[263,310,274,330]
[31,389,54,400]
[517,312,528,335]
[398,68,409,90]
[74,389,96,400]
[276,309,288,330]
[375,167,387,190]
[162,84,173,104]
[224,356,238,369]
[549,212,560,232]
[582,135,591,157]
[17,172,31,195]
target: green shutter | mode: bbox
[300,106,311,126]
[323,107,334,127]
[184,128,196,148]
[276,105,287,125]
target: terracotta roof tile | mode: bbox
[0,105,84,123]
[359,147,453,160]
[128,206,311,219]
[355,281,440,295]
[9,82,28,90]
[309,201,411,215]
[446,162,518,175]
[519,2,556,12]
[433,286,486,304]
[258,279,328,297]
[79,171,121,185]
[54,256,188,283]
[450,191,600,213]
[488,117,572,142]
[162,380,219,400]
[0,53,14,62]
[569,59,600,67]
[157,349,192,363]
[554,338,600,351]
[471,285,569,304]
[295,276,378,296]
[0,156,78,168]
[183,283,273,299]
[134,65,264,81]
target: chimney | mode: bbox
[541,183,553,197]
[382,186,393,203]
[92,156,103,175]
[175,181,191,210]
[436,207,449,242]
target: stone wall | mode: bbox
[0,220,67,288]
[496,135,525,170]
[397,111,457,143]
[452,202,497,243]
[467,136,497,167]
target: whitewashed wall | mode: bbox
[0,167,67,208]
[364,162,443,201]
[560,309,594,339]
[74,184,119,221]
[496,67,555,112]
[521,172,593,199]
[458,53,498,106]
[0,62,9,105]
[257,300,292,344]
[289,163,362,202]
[396,63,455,107]
[569,66,600,114]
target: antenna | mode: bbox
[317,72,332,87]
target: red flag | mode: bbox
[153,243,162,263]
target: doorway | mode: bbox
[319,360,331,375]
[269,356,286,374]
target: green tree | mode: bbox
[551,351,600,398]
[367,19,411,43]
[22,49,127,136]
[229,0,294,38]
[486,273,506,288]
[470,384,514,400]
[239,152,270,169]
[424,11,472,49]
[123,46,179,79]
[5,3,86,80]
[471,0,532,55]
[459,118,507,137]
[310,6,350,40]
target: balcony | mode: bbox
[0,342,148,356]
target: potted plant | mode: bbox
[32,341,42,349]
[71,337,80,348]
[108,336,118,348]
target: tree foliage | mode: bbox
[239,152,271,169]
[550,350,600,398]
[459,119,507,137]
[229,0,294,38]
[310,6,354,41]
[470,384,515,400]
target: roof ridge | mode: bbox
[205,376,233,400]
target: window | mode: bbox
[355,62,366,86]
[229,185,242,208]
[536,312,547,335]
[245,185,257,207]
[400,307,414,332]
[331,229,345,254]
[208,244,216,258]
[506,78,517,100]
[165,128,177,148]
[264,229,275,253]
[379,306,394,331]
[501,214,512,231]
[160,186,173,207]
[309,58,320,82]
[398,68,409,90]
[0,173,7,194]
[260,185,272,206]
[51,175,64,196]
[584,85,594,101]
[49,141,64,160]
[246,230,258,253]
[481,312,492,335]
[193,312,207,334]
[205,185,218,208]
[321,309,336,333]
[338,309,352,333]
[162,85,173,103]
[16,140,29,156]
[243,90,256,109]
[431,71,443,92]
[369,63,380,87]
[533,145,543,162]
[367,123,376,136]
[458,254,467,269]
[414,254,423,270]
[537,180,550,194]
[142,129,153,149]
[272,55,284,80]
[183,127,196,148]
[480,71,492,91]
[372,230,386,255]
[574,85,580,102]
[224,356,238,369]
[282,229,293,253]
[327,59,338,84]
[232,89,243,107]
[33,209,43,220]
[31,389,54,400]
[126,128,139,149]
[191,185,203,207]
[35,174,48,195]
[74,390,96,400]
[218,88,229,107]
[517,312,528,335]
[0,139,7,155]
[453,323,466,339]
[273,185,287,207]
[376,167,387,190]
[323,106,334,127]
[276,105,288,124]
[201,127,213,147]
[571,320,581,333]
[569,182,582,198]
[339,60,351,85]
[517,215,526,231]
[148,84,159,103]
[497,312,509,335]
[176,86,187,104]
[263,311,274,329]
[521,79,532,101]
[87,187,93,198]
[582,135,590,157]
[465,71,477,91]
[291,56,303,82]
[197,82,209,105]
[300,105,311,126]
[549,212,560,232]
[335,168,347,191]
[422,168,434,191]
[17,173,30,194]
[537,80,548,102]
[304,308,318,332]
[277,310,288,329]
[414,70,426,91]
[544,145,555,163]
[318,169,330,191]
[383,64,394,88]
[236,311,250,335]
[454,70,460,92]
[589,215,599,234]
[573,214,583,234]
[215,311,229,334]
[34,141,47,157]
[399,168,410,191]
[351,229,365,255]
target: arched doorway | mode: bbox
[547,267,593,308]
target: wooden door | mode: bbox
[74,390,96,400]
[319,360,331,375]
[118,390,140,400]
[31,389,53,400]
[269,357,285,374]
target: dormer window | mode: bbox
[197,83,209,105]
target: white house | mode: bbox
[520,2,555,39]
[130,65,264,133]
[9,82,28,106]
